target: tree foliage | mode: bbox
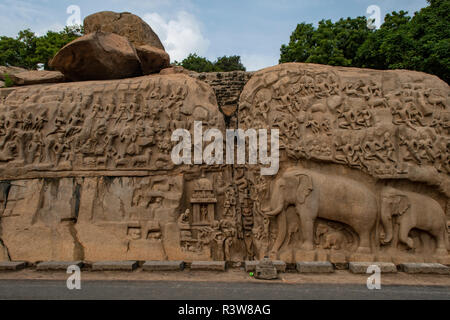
[176,54,246,72]
[0,25,83,70]
[280,0,450,83]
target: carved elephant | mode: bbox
[315,225,351,250]
[255,168,378,258]
[380,187,449,255]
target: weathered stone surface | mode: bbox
[329,252,348,270]
[245,260,286,272]
[0,261,27,271]
[190,71,254,116]
[398,263,450,274]
[92,261,138,271]
[254,258,278,280]
[296,262,334,273]
[349,262,397,274]
[50,32,142,81]
[1,179,83,262]
[84,11,164,50]
[36,261,84,271]
[136,45,170,75]
[142,261,184,271]
[0,66,27,80]
[0,81,5,88]
[160,66,190,76]
[0,61,448,266]
[190,261,226,271]
[9,70,65,85]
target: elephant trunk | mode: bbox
[254,192,284,218]
[380,200,393,244]
[260,203,284,217]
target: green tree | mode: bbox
[356,11,414,70]
[178,53,216,72]
[280,17,371,67]
[0,36,26,67]
[281,0,450,83]
[178,54,246,72]
[0,25,83,70]
[35,25,83,69]
[214,55,246,71]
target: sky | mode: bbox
[0,0,428,71]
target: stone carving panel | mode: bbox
[238,63,449,264]
[0,63,448,265]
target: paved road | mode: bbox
[0,280,448,300]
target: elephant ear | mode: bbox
[295,174,313,204]
[392,195,410,216]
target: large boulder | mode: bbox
[50,32,142,81]
[135,45,170,75]
[84,11,165,50]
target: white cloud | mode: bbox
[143,11,210,62]
[241,54,278,72]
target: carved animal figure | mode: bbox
[315,225,351,250]
[0,142,16,162]
[380,187,449,255]
[424,90,446,109]
[255,168,378,258]
[96,154,108,166]
[131,149,152,167]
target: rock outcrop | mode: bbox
[0,60,448,265]
[50,11,170,81]
[9,70,65,85]
[0,66,64,86]
[50,32,142,81]
[84,11,165,49]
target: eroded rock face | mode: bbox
[50,32,142,81]
[0,62,448,265]
[84,11,165,50]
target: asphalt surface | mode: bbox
[0,280,448,300]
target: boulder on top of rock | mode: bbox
[136,45,170,75]
[50,32,142,81]
[84,11,165,50]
